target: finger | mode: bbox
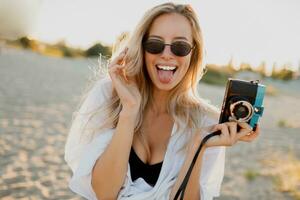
[227,122,237,143]
[109,55,125,67]
[240,125,260,142]
[238,122,253,131]
[237,127,252,139]
[109,49,127,66]
[110,68,134,92]
[122,69,129,83]
[109,64,125,75]
[216,123,231,144]
[119,47,128,65]
[109,64,127,83]
[239,130,259,142]
[124,47,128,54]
[236,124,253,140]
[207,124,229,146]
[212,124,230,136]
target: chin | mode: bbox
[153,79,178,91]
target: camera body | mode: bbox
[219,79,265,129]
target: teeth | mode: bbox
[157,65,177,71]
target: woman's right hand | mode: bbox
[108,48,141,114]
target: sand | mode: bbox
[0,48,299,199]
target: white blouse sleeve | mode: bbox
[199,116,226,200]
[64,77,114,200]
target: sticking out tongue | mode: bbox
[157,69,174,84]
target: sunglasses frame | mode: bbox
[143,39,195,57]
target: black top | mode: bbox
[129,147,163,186]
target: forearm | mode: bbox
[91,110,137,199]
[170,140,206,200]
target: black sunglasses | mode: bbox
[143,39,195,57]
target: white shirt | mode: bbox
[65,77,225,200]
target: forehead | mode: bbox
[148,13,193,41]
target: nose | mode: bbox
[161,44,174,59]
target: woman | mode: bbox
[65,3,259,200]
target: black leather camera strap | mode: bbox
[173,130,221,200]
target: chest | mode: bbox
[132,115,174,165]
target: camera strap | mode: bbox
[173,130,221,200]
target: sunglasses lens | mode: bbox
[143,40,193,57]
[144,40,164,54]
[171,41,192,56]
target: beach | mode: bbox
[0,48,299,199]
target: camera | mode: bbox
[219,79,266,129]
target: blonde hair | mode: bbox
[78,2,219,142]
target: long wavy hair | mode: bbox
[77,2,219,142]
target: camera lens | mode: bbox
[233,102,249,119]
[229,100,254,122]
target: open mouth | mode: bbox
[155,64,178,84]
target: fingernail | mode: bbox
[247,123,253,129]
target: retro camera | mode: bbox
[219,79,266,129]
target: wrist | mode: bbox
[192,132,207,152]
[122,105,139,115]
[120,109,139,120]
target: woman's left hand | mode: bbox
[196,122,260,148]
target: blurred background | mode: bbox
[0,0,299,199]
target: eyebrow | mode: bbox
[148,35,189,41]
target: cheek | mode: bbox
[143,53,155,83]
[144,53,155,71]
[179,56,192,74]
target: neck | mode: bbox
[147,88,170,115]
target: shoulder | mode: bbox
[197,97,220,127]
[79,76,112,114]
[89,76,112,100]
